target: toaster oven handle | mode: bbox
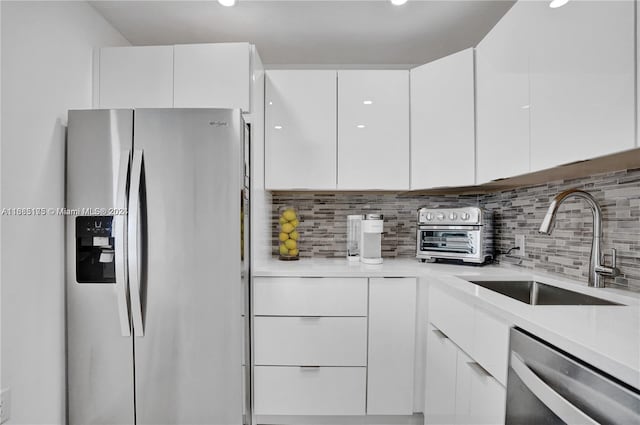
[419,225,481,231]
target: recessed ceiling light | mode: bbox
[549,0,569,8]
[274,125,283,130]
[363,100,373,105]
[218,0,237,7]
[357,124,366,129]
[390,0,408,5]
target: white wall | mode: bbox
[0,2,129,423]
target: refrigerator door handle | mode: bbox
[115,150,132,337]
[128,149,145,337]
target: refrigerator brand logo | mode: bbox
[208,121,229,127]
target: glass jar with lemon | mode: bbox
[278,207,300,260]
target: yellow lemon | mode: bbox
[288,248,299,256]
[279,244,289,256]
[281,222,294,234]
[290,219,299,228]
[290,230,299,241]
[279,217,287,225]
[282,209,297,221]
[284,239,297,250]
[279,232,289,242]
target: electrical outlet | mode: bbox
[515,235,526,257]
[0,388,10,424]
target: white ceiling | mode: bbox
[90,0,515,67]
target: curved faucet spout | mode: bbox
[538,188,613,288]
[538,188,602,237]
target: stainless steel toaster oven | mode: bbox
[416,207,493,264]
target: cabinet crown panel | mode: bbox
[173,42,252,111]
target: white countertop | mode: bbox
[253,258,640,389]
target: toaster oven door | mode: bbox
[418,226,480,259]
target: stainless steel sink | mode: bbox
[467,280,623,306]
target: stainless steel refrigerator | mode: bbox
[65,109,251,425]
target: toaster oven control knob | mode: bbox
[461,212,470,221]
[436,212,445,221]
[425,212,434,221]
[449,212,457,220]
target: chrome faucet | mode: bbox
[539,188,619,288]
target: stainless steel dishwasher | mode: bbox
[506,328,640,424]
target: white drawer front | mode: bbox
[254,277,368,316]
[254,366,366,415]
[473,307,510,386]
[254,317,367,366]
[429,286,474,355]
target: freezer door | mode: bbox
[132,109,244,425]
[66,109,135,425]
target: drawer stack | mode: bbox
[253,277,368,416]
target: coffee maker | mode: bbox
[360,214,384,264]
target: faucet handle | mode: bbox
[611,248,617,269]
[599,248,620,278]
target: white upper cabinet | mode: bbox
[97,43,257,111]
[475,1,532,184]
[337,70,410,190]
[528,0,635,171]
[98,46,174,109]
[173,43,252,112]
[411,48,476,189]
[265,70,338,190]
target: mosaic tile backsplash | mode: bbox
[271,168,640,292]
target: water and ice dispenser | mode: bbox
[75,216,116,283]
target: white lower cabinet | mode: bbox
[367,277,417,415]
[254,366,367,415]
[467,363,506,424]
[454,350,473,422]
[425,322,506,425]
[426,285,509,424]
[429,286,510,385]
[424,325,458,424]
[253,276,417,418]
[455,350,506,424]
[472,307,510,385]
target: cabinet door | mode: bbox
[99,46,174,108]
[456,352,506,425]
[424,325,458,424]
[265,70,337,190]
[173,43,251,111]
[367,277,416,415]
[475,1,531,183]
[454,349,473,423]
[337,71,410,190]
[528,0,635,171]
[468,364,506,425]
[411,49,476,189]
